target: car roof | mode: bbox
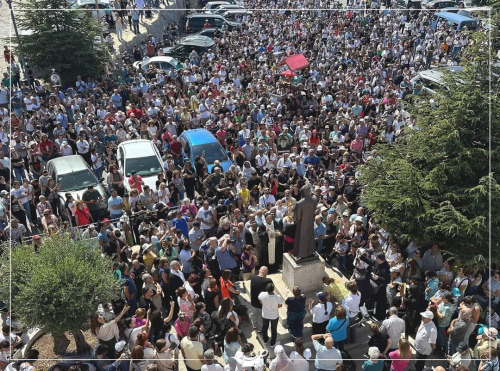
[435,12,475,22]
[181,129,219,145]
[178,35,215,47]
[119,139,158,158]
[416,66,464,83]
[48,155,90,174]
[188,13,226,18]
[207,1,230,4]
[146,56,180,64]
[222,9,251,13]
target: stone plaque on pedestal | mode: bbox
[282,253,326,293]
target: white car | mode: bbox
[70,0,111,19]
[132,56,181,73]
[117,140,164,192]
[409,66,464,96]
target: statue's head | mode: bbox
[300,184,312,198]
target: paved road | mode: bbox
[1,5,11,74]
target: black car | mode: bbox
[163,35,215,59]
[185,13,240,34]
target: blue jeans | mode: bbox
[132,19,139,33]
[179,190,185,201]
[94,166,103,180]
[287,310,306,339]
[22,202,33,224]
[437,326,446,347]
[173,156,184,168]
[13,167,25,183]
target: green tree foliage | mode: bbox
[0,236,121,350]
[14,0,109,82]
[359,26,500,263]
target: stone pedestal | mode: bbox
[282,253,325,293]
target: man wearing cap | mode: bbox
[82,185,102,223]
[448,341,471,370]
[414,310,437,371]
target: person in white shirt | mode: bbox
[342,281,361,342]
[259,188,276,208]
[380,307,406,354]
[289,338,311,371]
[258,283,283,347]
[201,349,223,371]
[414,310,437,371]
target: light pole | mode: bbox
[6,0,30,82]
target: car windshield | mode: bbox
[193,142,228,164]
[57,170,97,192]
[126,156,162,177]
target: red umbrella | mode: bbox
[281,70,297,78]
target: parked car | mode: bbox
[392,0,422,17]
[422,0,458,9]
[117,140,164,192]
[409,66,464,96]
[220,10,253,22]
[196,27,220,39]
[430,12,478,30]
[185,13,240,34]
[212,4,246,14]
[132,56,181,72]
[46,155,110,220]
[204,0,241,11]
[163,35,214,59]
[179,129,232,174]
[70,0,111,19]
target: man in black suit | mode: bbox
[361,252,391,321]
[371,253,391,321]
[250,266,273,333]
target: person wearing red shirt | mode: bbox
[169,135,183,167]
[74,200,92,226]
[39,134,54,162]
[126,103,142,119]
[216,127,227,147]
[128,171,144,193]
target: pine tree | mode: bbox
[15,0,109,83]
[359,24,500,264]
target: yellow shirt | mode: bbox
[143,251,157,272]
[325,282,349,302]
[239,188,250,205]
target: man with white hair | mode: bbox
[362,347,382,371]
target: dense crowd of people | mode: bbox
[0,0,499,370]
